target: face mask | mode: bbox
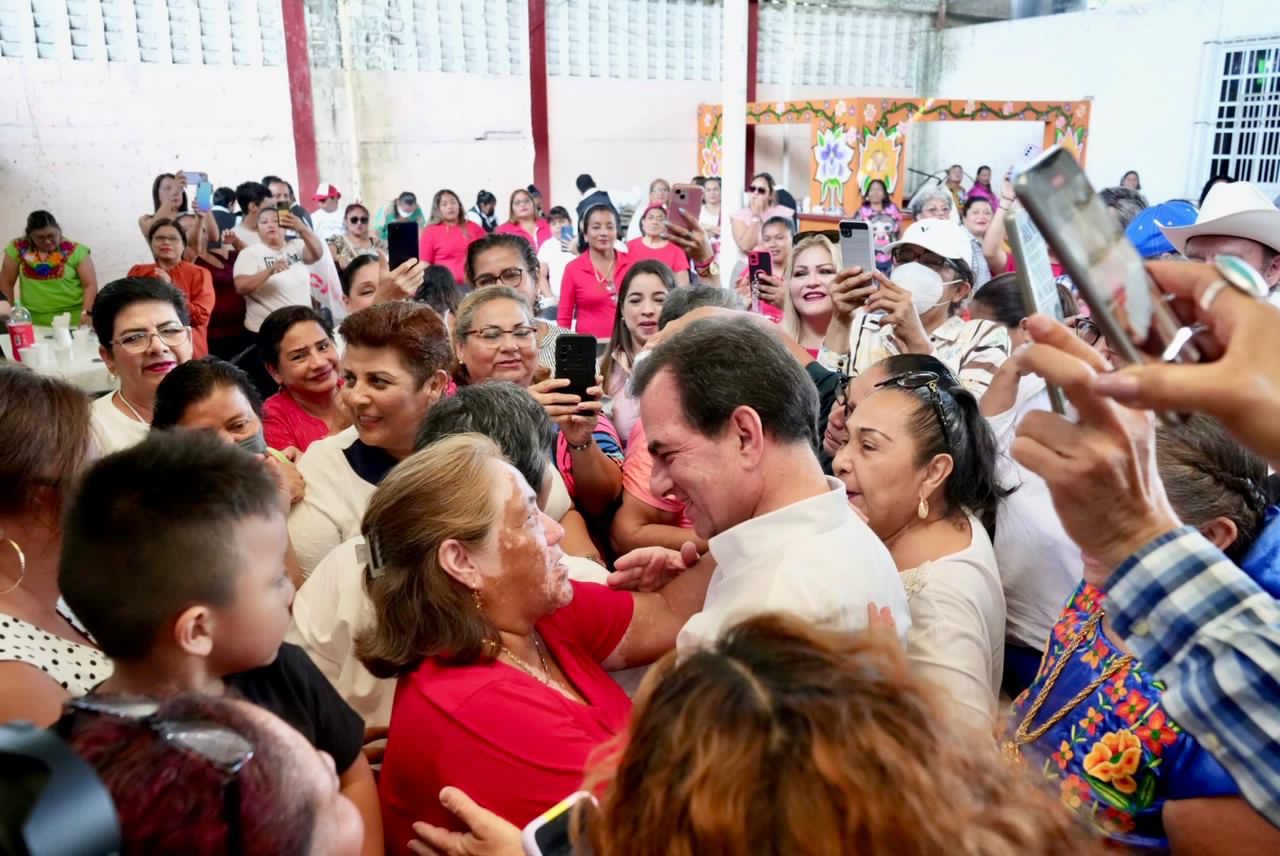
[236,430,268,456]
[892,262,958,315]
[397,205,414,219]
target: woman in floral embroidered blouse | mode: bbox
[1,210,98,325]
[1007,415,1280,852]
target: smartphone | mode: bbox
[838,220,875,273]
[1005,208,1066,414]
[669,183,704,228]
[182,170,209,184]
[747,250,772,313]
[520,792,593,856]
[559,224,573,243]
[1014,146,1196,423]
[555,334,597,401]
[386,221,420,271]
[194,181,214,213]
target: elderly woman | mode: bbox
[289,302,452,576]
[328,203,387,271]
[1,210,98,325]
[358,434,695,848]
[258,305,350,453]
[821,219,1010,398]
[559,204,633,338]
[781,234,841,355]
[832,355,1008,732]
[89,277,194,454]
[466,233,566,366]
[495,188,552,249]
[127,218,216,357]
[0,368,112,726]
[600,260,674,446]
[419,189,485,283]
[625,204,690,285]
[960,196,995,288]
[1008,415,1280,852]
[912,188,954,222]
[455,287,623,516]
[232,205,325,334]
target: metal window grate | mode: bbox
[1209,41,1280,193]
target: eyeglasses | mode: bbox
[750,186,770,195]
[111,324,191,354]
[1072,317,1102,347]
[348,216,369,224]
[462,324,538,346]
[472,267,527,289]
[891,247,951,269]
[875,370,956,451]
[63,696,254,856]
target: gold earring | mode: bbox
[0,538,26,596]
[472,588,484,613]
[917,497,929,520]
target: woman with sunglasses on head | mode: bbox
[466,233,566,368]
[559,203,633,338]
[820,219,1011,399]
[832,354,1009,733]
[419,189,485,284]
[495,188,552,250]
[328,203,387,272]
[731,172,794,255]
[127,218,215,358]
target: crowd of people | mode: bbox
[1,154,1279,856]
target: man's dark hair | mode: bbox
[256,305,335,369]
[91,277,191,348]
[213,186,236,210]
[235,181,271,215]
[632,317,818,449]
[340,254,380,297]
[1099,186,1148,230]
[547,205,571,223]
[415,382,554,495]
[657,285,741,330]
[575,174,596,194]
[152,357,264,429]
[763,215,796,237]
[59,431,282,660]
[476,190,496,206]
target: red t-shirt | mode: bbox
[419,221,485,283]
[624,237,689,273]
[557,251,633,338]
[378,581,635,852]
[495,220,552,249]
[262,388,330,453]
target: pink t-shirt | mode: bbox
[419,221,485,283]
[621,420,693,527]
[557,250,633,338]
[625,237,689,273]
[378,581,634,850]
[262,388,331,453]
[495,220,552,249]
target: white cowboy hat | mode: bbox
[1159,181,1280,256]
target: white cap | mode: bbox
[1158,181,1280,256]
[887,218,972,261]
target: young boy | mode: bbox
[59,430,382,856]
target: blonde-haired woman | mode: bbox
[358,433,697,852]
[781,234,842,356]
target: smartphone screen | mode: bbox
[559,224,573,243]
[838,220,875,273]
[194,181,214,214]
[555,334,597,401]
[1006,208,1066,414]
[386,221,419,271]
[520,792,593,856]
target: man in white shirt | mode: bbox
[309,183,346,241]
[537,205,576,302]
[628,318,910,652]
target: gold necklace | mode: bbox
[500,633,577,698]
[1003,611,1134,763]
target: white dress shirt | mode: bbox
[678,477,910,654]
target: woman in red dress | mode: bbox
[418,189,484,284]
[495,188,551,250]
[557,204,632,338]
[625,203,690,286]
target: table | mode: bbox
[1,327,116,395]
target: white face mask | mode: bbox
[397,205,415,219]
[891,262,959,315]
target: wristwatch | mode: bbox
[695,260,720,278]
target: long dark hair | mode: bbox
[579,203,619,254]
[600,260,677,392]
[24,210,61,239]
[151,173,188,212]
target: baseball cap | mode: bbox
[312,183,341,201]
[1125,200,1198,258]
[887,219,972,261]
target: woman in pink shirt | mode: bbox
[258,305,350,452]
[557,204,632,338]
[418,189,484,284]
[625,204,690,286]
[494,188,551,249]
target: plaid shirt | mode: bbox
[1106,526,1280,826]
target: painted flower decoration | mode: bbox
[1083,729,1142,794]
[703,112,714,129]
[1075,102,1087,120]
[813,125,855,208]
[864,102,877,123]
[1051,740,1074,770]
[1059,774,1091,810]
[701,134,722,178]
[1079,706,1105,737]
[1105,676,1130,704]
[1056,127,1086,161]
[856,127,900,197]
[1135,709,1179,755]
[1116,689,1150,724]
[1002,101,1014,115]
[1096,806,1137,835]
[835,100,847,117]
[964,100,976,114]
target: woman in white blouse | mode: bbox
[832,353,1008,734]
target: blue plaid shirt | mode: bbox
[1105,526,1280,826]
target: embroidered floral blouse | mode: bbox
[1007,582,1239,849]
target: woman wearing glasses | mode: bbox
[466,233,565,369]
[832,354,1008,733]
[126,218,215,358]
[328,203,386,272]
[453,287,623,517]
[731,172,795,255]
[89,277,195,455]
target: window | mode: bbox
[1208,40,1280,194]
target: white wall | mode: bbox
[0,59,295,281]
[928,0,1280,203]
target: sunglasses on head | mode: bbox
[875,370,957,450]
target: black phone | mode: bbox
[555,334,597,401]
[386,221,420,271]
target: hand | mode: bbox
[268,258,290,275]
[407,787,523,856]
[665,208,714,265]
[152,267,172,284]
[750,192,768,215]
[756,272,785,309]
[864,274,931,353]
[362,725,389,766]
[278,210,301,232]
[529,377,601,448]
[376,258,425,304]
[865,602,898,640]
[263,453,306,509]
[828,266,881,323]
[608,541,700,591]
[280,445,302,463]
[221,229,245,252]
[1091,260,1280,468]
[1011,315,1180,578]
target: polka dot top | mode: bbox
[0,608,111,696]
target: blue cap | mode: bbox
[1126,200,1198,258]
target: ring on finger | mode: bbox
[1198,279,1229,313]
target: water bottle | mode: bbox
[8,303,35,362]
